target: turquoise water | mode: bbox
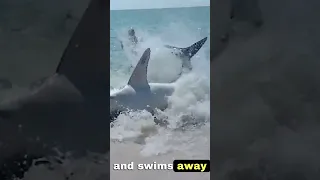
[110,6,210,161]
[110,6,210,53]
[11,6,210,180]
[110,6,210,86]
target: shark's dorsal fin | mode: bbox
[128,48,151,87]
[56,0,108,97]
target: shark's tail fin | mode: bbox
[165,37,207,59]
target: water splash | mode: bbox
[110,23,210,157]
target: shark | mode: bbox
[110,48,176,123]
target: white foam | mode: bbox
[111,23,210,157]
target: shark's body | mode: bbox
[111,83,175,112]
[110,49,176,121]
[111,38,208,121]
[0,0,109,179]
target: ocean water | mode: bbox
[110,6,210,180]
[7,6,210,180]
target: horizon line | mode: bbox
[110,5,209,11]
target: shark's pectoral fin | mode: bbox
[127,48,151,88]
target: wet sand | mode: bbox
[20,142,209,180]
[110,143,209,180]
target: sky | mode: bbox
[110,0,210,10]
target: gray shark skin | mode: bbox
[0,0,109,179]
[110,48,176,122]
[164,37,207,71]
